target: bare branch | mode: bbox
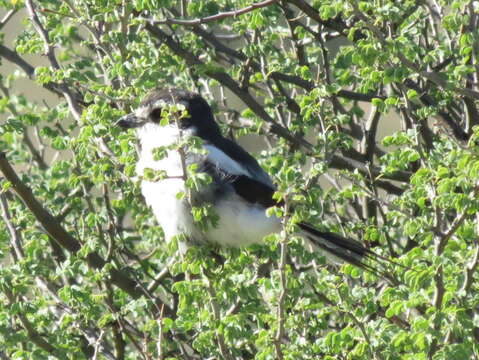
[361,106,381,161]
[0,9,18,30]
[0,44,35,77]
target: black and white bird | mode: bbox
[117,88,380,270]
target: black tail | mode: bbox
[299,222,397,279]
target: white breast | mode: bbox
[136,123,203,243]
[207,194,281,247]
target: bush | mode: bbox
[1,0,479,359]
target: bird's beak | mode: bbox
[116,113,143,129]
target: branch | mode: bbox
[0,193,25,260]
[362,106,381,161]
[3,288,58,355]
[286,0,349,35]
[152,0,279,26]
[0,83,49,170]
[187,25,381,102]
[330,153,408,192]
[0,43,77,100]
[428,186,478,358]
[274,201,290,360]
[25,0,83,121]
[404,79,468,141]
[205,278,234,360]
[460,241,479,294]
[0,152,173,317]
[280,2,308,68]
[146,23,313,150]
[360,107,382,221]
[0,44,35,76]
[436,207,471,256]
[0,9,17,31]
[464,96,479,133]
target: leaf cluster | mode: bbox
[1,0,479,359]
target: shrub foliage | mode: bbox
[1,0,479,359]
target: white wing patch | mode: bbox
[204,144,252,178]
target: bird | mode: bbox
[117,88,382,271]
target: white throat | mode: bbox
[137,123,182,151]
[136,123,197,176]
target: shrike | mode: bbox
[117,88,378,270]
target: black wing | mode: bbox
[201,160,278,208]
[213,136,274,188]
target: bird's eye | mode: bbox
[149,108,162,122]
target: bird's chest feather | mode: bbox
[138,145,205,242]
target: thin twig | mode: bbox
[0,9,18,30]
[25,0,83,120]
[0,193,25,260]
[0,152,173,316]
[157,304,165,360]
[205,277,234,360]
[274,199,290,360]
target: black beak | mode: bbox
[116,113,143,129]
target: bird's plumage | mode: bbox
[118,88,380,270]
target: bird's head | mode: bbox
[117,88,221,147]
